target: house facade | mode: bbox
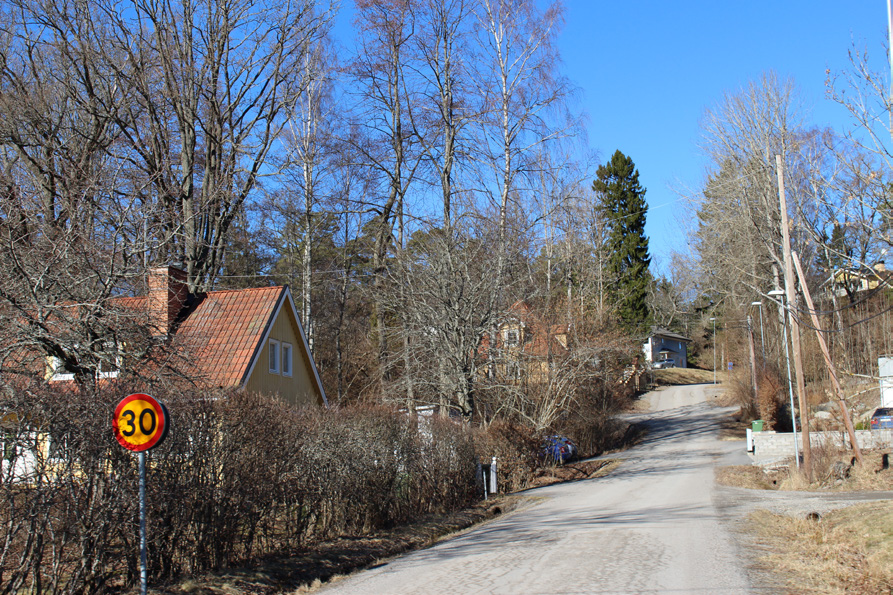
[643,328,691,368]
[486,301,569,383]
[830,261,891,298]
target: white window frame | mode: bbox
[504,329,520,347]
[97,341,123,379]
[49,356,74,382]
[281,342,293,377]
[269,339,280,375]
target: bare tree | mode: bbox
[694,72,807,306]
[472,0,570,304]
[104,0,333,291]
[347,0,426,395]
[0,0,154,381]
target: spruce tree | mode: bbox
[592,150,652,330]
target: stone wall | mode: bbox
[751,429,893,465]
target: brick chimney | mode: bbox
[148,266,189,336]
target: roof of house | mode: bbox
[174,286,285,388]
[649,327,692,343]
[109,283,325,400]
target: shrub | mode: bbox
[0,381,480,592]
[473,421,539,493]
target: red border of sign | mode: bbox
[113,393,168,452]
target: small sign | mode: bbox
[113,394,170,452]
[728,361,733,371]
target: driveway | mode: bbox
[320,383,765,594]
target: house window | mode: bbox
[48,341,122,381]
[48,356,74,382]
[0,430,14,462]
[504,329,520,347]
[97,341,122,379]
[282,343,293,377]
[269,339,280,374]
[47,430,70,461]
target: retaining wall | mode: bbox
[751,429,893,465]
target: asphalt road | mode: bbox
[321,384,756,594]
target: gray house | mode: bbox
[643,328,692,368]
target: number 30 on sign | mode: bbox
[113,394,170,451]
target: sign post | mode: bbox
[113,394,170,595]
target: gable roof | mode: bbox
[649,327,692,343]
[167,286,325,404]
[174,286,284,389]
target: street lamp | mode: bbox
[768,289,800,468]
[709,317,716,385]
[750,301,765,362]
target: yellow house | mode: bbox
[44,266,328,407]
[831,262,891,298]
[157,267,328,407]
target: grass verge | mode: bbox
[748,503,893,594]
[717,449,893,492]
[651,367,715,386]
[528,459,621,489]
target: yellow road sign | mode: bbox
[113,393,169,451]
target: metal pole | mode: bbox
[781,298,800,468]
[139,451,147,595]
[751,301,765,362]
[747,315,759,404]
[710,318,716,385]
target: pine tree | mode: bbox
[592,150,652,330]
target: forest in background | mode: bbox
[1,0,893,437]
[0,0,659,429]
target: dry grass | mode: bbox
[527,459,621,489]
[718,449,893,492]
[780,450,893,492]
[715,465,776,490]
[651,367,715,386]
[748,503,893,594]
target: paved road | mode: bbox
[321,384,756,594]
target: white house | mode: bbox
[643,328,692,368]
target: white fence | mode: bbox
[750,429,893,465]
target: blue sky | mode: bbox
[333,2,889,274]
[562,2,889,272]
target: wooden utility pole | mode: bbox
[792,251,864,465]
[776,155,811,477]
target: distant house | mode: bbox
[643,328,691,368]
[830,261,892,298]
[484,301,570,382]
[48,266,327,408]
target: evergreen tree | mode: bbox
[592,150,652,330]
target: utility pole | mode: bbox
[776,154,811,478]
[792,251,864,465]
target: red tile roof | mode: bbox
[173,286,284,388]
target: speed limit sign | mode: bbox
[113,393,170,452]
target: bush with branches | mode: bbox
[0,381,479,593]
